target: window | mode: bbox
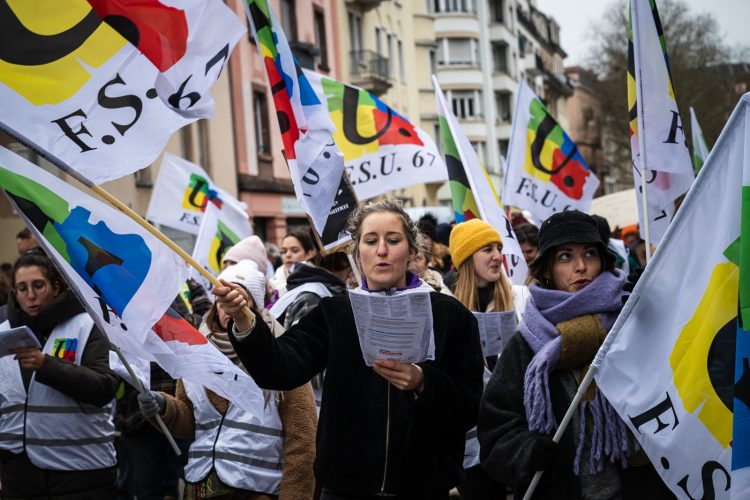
[495,91,512,121]
[519,34,527,58]
[349,11,363,53]
[375,27,382,56]
[431,0,475,14]
[280,0,296,41]
[492,42,508,73]
[398,40,405,81]
[470,141,485,166]
[451,90,482,118]
[246,18,256,44]
[490,0,505,23]
[434,122,442,154]
[498,139,509,162]
[429,49,436,76]
[387,33,393,77]
[314,9,329,70]
[438,38,477,66]
[253,91,271,156]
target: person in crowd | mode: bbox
[116,278,211,500]
[223,235,272,278]
[139,261,317,500]
[213,199,484,500]
[407,247,451,295]
[514,223,540,265]
[1,262,12,281]
[591,214,629,274]
[478,211,672,499]
[628,238,647,273]
[418,213,450,274]
[447,218,530,500]
[0,249,120,498]
[267,242,283,272]
[270,230,318,294]
[15,227,40,255]
[0,269,10,323]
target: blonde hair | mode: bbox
[347,198,424,261]
[454,258,514,313]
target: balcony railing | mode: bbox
[349,50,392,95]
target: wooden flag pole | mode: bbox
[0,123,255,321]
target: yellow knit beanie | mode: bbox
[449,219,502,269]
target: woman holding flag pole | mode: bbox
[213,199,485,500]
[477,211,672,499]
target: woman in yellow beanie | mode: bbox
[448,218,528,500]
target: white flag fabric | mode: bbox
[245,0,345,235]
[595,93,750,499]
[504,80,600,223]
[0,146,265,415]
[628,0,695,244]
[146,153,250,235]
[434,77,528,285]
[305,69,448,200]
[191,203,251,292]
[691,106,711,174]
[0,0,244,184]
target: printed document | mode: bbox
[0,326,41,357]
[473,311,517,358]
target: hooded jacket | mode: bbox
[277,264,347,328]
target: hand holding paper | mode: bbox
[372,360,425,393]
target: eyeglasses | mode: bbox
[14,280,48,296]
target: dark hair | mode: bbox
[527,244,615,288]
[283,229,317,254]
[16,227,32,240]
[311,251,350,272]
[514,223,539,247]
[12,249,67,292]
[0,269,10,305]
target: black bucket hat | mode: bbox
[529,210,615,274]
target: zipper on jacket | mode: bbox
[380,382,391,493]
[211,412,227,470]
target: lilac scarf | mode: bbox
[519,269,629,474]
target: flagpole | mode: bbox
[631,0,653,263]
[110,344,182,456]
[0,122,255,321]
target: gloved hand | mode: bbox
[137,391,165,417]
[622,268,645,304]
[519,433,560,483]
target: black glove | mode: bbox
[137,391,165,417]
[519,433,560,482]
[622,268,645,304]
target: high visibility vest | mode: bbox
[183,380,284,494]
[0,315,116,471]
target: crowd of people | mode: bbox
[0,204,671,500]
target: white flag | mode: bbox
[434,77,527,285]
[146,153,250,235]
[595,93,750,499]
[691,107,711,174]
[504,80,600,223]
[0,0,245,184]
[628,0,695,243]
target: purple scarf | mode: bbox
[519,269,629,474]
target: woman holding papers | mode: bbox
[214,199,484,500]
[448,218,529,500]
[478,211,671,499]
[138,261,317,500]
[0,249,119,498]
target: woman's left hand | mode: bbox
[12,347,45,371]
[372,360,425,394]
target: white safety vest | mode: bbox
[464,366,492,469]
[269,282,332,321]
[0,315,116,471]
[183,380,285,494]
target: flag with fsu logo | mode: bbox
[191,203,250,292]
[504,80,600,223]
[0,0,244,184]
[244,0,345,236]
[0,146,265,415]
[146,153,251,235]
[595,94,750,499]
[434,77,527,285]
[305,69,447,201]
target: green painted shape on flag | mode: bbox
[0,166,71,261]
[217,220,241,246]
[320,77,375,113]
[693,152,704,174]
[438,116,460,161]
[740,186,750,327]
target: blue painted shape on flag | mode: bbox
[733,322,750,470]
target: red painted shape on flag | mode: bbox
[550,149,589,200]
[87,0,188,72]
[265,57,300,160]
[152,308,208,345]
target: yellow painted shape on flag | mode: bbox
[670,261,736,448]
[627,72,638,135]
[523,130,553,182]
[0,0,127,105]
[207,235,223,274]
[328,109,379,161]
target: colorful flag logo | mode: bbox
[182,173,223,213]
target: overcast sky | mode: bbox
[535,0,750,66]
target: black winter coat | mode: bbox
[230,292,485,498]
[478,334,674,500]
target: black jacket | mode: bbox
[230,292,484,498]
[280,263,348,328]
[478,334,674,500]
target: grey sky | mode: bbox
[535,0,750,66]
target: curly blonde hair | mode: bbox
[346,198,424,262]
